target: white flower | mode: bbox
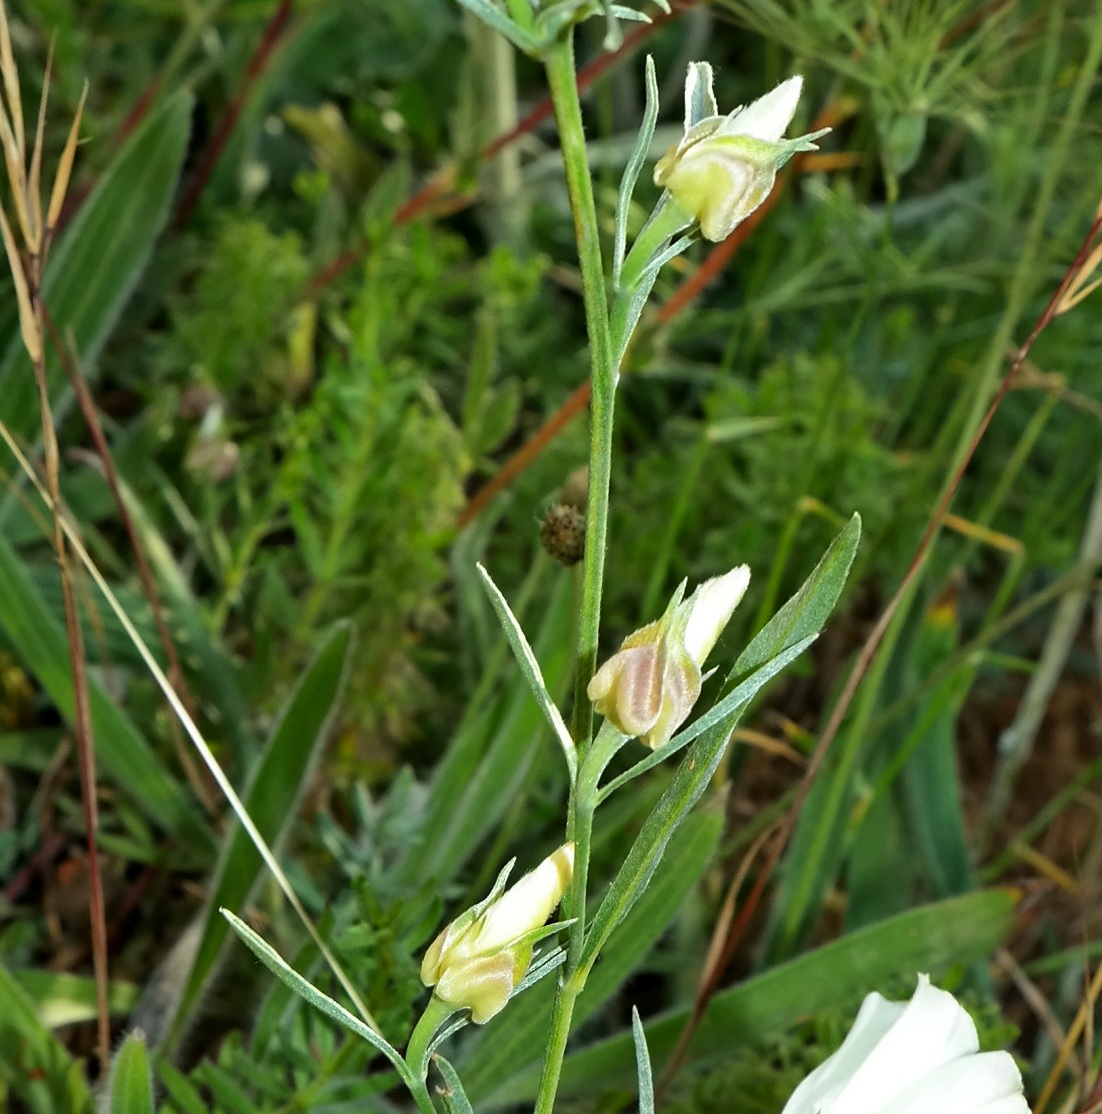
[682,565,751,664]
[781,975,1031,1114]
[587,565,750,750]
[654,64,829,242]
[420,844,574,1023]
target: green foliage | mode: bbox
[168,219,310,404]
[3,0,1099,1110]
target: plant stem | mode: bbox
[536,722,623,1114]
[405,995,456,1114]
[543,31,615,751]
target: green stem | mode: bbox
[534,972,582,1114]
[536,722,624,1114]
[405,995,456,1081]
[543,31,615,750]
[404,994,457,1114]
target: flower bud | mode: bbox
[420,843,574,1023]
[654,66,829,242]
[781,975,1031,1114]
[588,565,750,750]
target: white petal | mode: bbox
[780,992,906,1114]
[885,1052,1029,1114]
[720,75,803,142]
[682,565,750,665]
[823,976,980,1114]
[683,61,720,132]
[476,844,574,953]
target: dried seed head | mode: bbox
[540,503,586,566]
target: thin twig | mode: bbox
[173,0,295,228]
[43,309,219,814]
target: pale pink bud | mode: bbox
[588,565,751,750]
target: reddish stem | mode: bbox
[173,0,295,229]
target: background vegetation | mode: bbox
[1,0,1100,1111]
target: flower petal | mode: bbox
[885,1052,1029,1114]
[684,61,720,131]
[682,565,751,664]
[780,992,906,1114]
[720,74,803,142]
[477,844,575,953]
[823,976,980,1114]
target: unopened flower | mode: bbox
[588,566,750,749]
[654,64,829,242]
[781,974,1031,1114]
[420,844,574,1023]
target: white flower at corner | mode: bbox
[654,64,829,242]
[781,975,1031,1114]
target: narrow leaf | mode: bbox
[164,623,354,1050]
[220,910,409,1077]
[109,1032,155,1114]
[733,513,861,680]
[456,0,540,53]
[434,1054,475,1114]
[614,55,659,287]
[632,1008,654,1114]
[478,562,576,781]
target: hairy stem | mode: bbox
[543,32,615,752]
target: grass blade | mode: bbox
[163,622,355,1051]
[0,91,192,458]
[108,1033,154,1114]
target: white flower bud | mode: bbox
[654,66,829,242]
[781,975,1031,1114]
[420,844,574,1023]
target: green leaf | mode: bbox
[0,964,92,1114]
[434,1054,475,1114]
[632,1008,655,1114]
[0,91,193,451]
[0,532,214,856]
[164,623,354,1051]
[614,54,659,287]
[455,0,540,54]
[109,1033,155,1114]
[220,910,409,1078]
[733,513,862,681]
[486,890,1016,1106]
[477,563,576,781]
